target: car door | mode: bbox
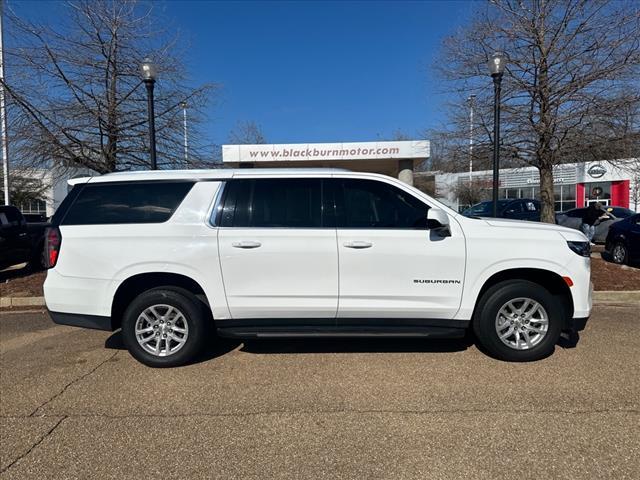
[0,207,31,269]
[332,177,466,320]
[217,177,339,319]
[629,215,640,260]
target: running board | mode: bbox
[217,326,466,340]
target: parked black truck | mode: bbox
[0,205,49,271]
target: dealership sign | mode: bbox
[587,164,607,178]
[223,140,430,163]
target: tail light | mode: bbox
[44,227,62,268]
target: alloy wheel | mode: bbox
[495,297,549,350]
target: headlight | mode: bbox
[567,241,591,257]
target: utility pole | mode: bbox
[468,94,475,185]
[180,101,188,165]
[0,0,9,205]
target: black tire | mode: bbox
[121,287,209,367]
[473,280,563,362]
[611,242,629,265]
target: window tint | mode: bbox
[61,181,194,225]
[223,179,322,228]
[504,201,524,214]
[337,179,429,229]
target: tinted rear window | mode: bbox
[61,181,194,225]
[221,179,323,228]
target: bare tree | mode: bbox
[436,0,640,222]
[2,0,218,175]
[228,121,267,145]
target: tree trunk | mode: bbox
[539,164,555,223]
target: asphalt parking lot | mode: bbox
[1,304,639,479]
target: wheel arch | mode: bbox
[111,272,211,330]
[471,268,574,330]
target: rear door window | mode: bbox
[61,181,194,225]
[221,178,323,228]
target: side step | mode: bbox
[217,326,467,340]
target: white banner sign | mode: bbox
[223,140,430,163]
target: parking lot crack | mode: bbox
[0,415,67,474]
[28,351,119,417]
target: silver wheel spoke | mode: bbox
[172,325,187,334]
[140,335,155,345]
[136,326,154,334]
[499,327,514,339]
[495,298,548,351]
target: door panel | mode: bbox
[332,178,466,319]
[218,229,338,318]
[337,229,465,319]
[216,178,338,319]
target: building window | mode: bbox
[19,199,47,214]
[553,185,576,212]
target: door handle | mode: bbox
[232,241,262,249]
[343,241,373,249]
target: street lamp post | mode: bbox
[488,52,506,217]
[468,94,476,185]
[140,58,157,170]
[180,101,188,165]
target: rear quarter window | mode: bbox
[61,181,194,225]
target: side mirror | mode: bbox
[426,208,451,237]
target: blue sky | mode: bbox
[10,0,475,145]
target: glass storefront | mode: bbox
[584,182,611,205]
[499,185,575,211]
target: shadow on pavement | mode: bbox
[240,336,473,355]
[104,330,241,365]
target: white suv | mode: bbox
[43,169,591,367]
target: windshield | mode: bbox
[463,200,511,217]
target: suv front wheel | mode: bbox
[473,280,562,362]
[121,287,208,367]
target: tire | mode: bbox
[473,280,563,362]
[121,287,209,367]
[611,242,628,265]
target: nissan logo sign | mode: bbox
[587,164,607,178]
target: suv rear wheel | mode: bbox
[473,280,562,362]
[121,287,208,367]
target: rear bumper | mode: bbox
[565,316,589,333]
[48,310,113,331]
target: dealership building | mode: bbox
[435,159,639,212]
[9,140,637,217]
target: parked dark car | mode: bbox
[462,199,541,221]
[604,214,640,265]
[0,206,49,271]
[556,206,632,244]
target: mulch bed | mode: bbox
[2,254,639,300]
[590,257,640,291]
[1,269,46,298]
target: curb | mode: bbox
[2,292,640,309]
[0,296,46,308]
[592,291,640,304]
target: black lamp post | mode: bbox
[488,52,506,217]
[140,58,158,170]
